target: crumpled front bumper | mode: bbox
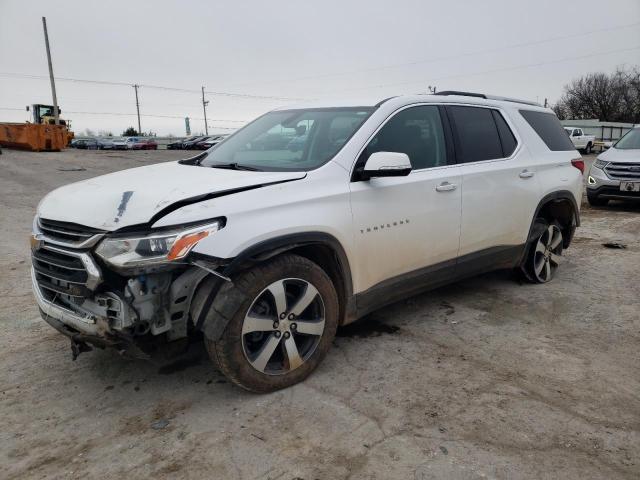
[31,267,103,337]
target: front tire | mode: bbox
[205,254,339,393]
[522,219,563,283]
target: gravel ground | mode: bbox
[0,148,638,480]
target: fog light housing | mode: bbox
[587,175,596,185]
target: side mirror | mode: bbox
[362,152,412,180]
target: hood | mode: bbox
[38,161,306,230]
[599,147,640,162]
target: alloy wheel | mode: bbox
[533,224,563,282]
[241,278,325,375]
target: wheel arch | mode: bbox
[525,190,580,252]
[192,232,355,335]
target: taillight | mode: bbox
[571,158,585,174]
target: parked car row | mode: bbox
[167,135,227,150]
[70,137,158,150]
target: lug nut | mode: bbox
[273,321,279,329]
[290,323,297,331]
[274,331,281,338]
[283,331,290,339]
[280,313,286,319]
[288,314,295,320]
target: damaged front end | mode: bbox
[30,217,224,359]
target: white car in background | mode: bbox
[31,92,582,392]
[587,126,640,206]
[564,127,595,154]
[110,138,128,150]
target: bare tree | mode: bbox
[553,66,639,123]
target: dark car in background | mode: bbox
[182,136,209,150]
[193,135,227,149]
[73,138,99,150]
[167,136,200,149]
[131,138,158,150]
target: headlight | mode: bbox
[95,220,223,268]
[593,159,608,169]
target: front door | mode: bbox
[349,105,462,295]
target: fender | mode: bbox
[222,232,353,297]
[191,232,355,340]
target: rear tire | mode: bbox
[522,218,563,284]
[205,254,339,393]
[587,192,608,207]
[584,143,592,154]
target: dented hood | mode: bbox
[38,161,306,230]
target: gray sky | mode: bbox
[1,0,639,136]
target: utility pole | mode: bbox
[544,98,548,108]
[201,86,209,135]
[42,17,59,125]
[133,84,141,134]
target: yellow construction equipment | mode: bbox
[0,104,74,152]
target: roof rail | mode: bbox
[435,90,486,99]
[434,91,542,107]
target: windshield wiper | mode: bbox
[209,162,262,171]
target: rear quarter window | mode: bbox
[519,110,575,151]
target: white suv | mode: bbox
[31,92,583,392]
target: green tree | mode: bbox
[122,127,138,136]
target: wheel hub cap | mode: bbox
[241,278,325,376]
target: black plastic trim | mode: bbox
[588,185,640,199]
[354,244,525,318]
[223,232,352,293]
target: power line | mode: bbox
[0,107,245,128]
[0,72,308,101]
[223,21,640,89]
[327,45,640,93]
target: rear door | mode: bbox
[448,105,541,265]
[349,104,462,293]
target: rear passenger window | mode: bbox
[362,105,447,170]
[519,110,575,151]
[448,106,503,163]
[491,110,517,157]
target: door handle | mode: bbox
[435,181,457,192]
[519,169,535,179]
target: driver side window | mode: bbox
[361,105,447,170]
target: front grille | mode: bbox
[32,246,93,310]
[604,162,640,180]
[38,218,104,246]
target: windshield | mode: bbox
[614,128,640,150]
[200,107,374,171]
